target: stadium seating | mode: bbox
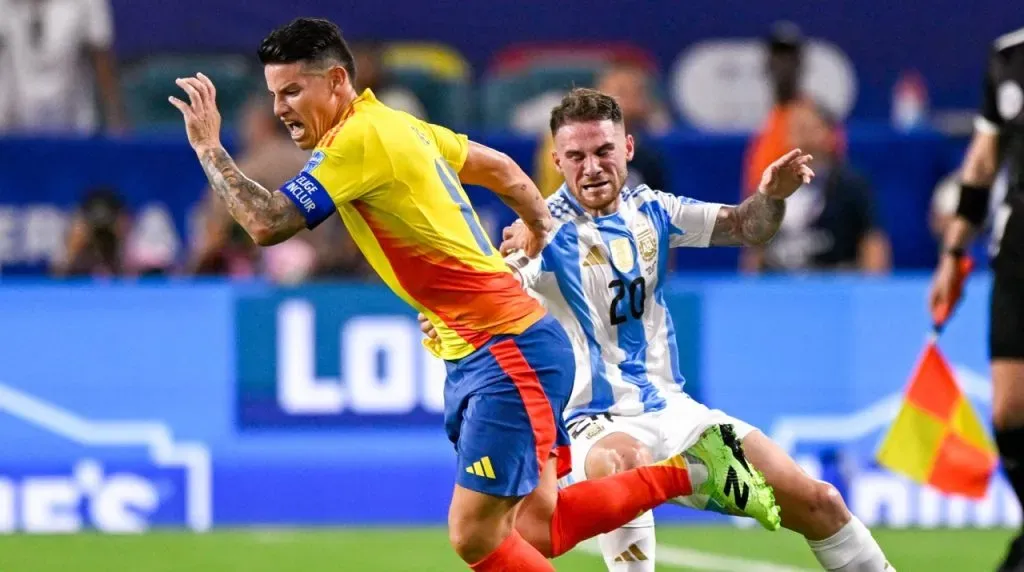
[381,42,474,129]
[481,42,661,131]
[122,53,261,131]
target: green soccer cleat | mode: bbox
[658,423,782,531]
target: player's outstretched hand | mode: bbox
[758,148,815,200]
[417,312,438,340]
[169,73,223,151]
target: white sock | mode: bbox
[597,513,656,572]
[807,517,894,571]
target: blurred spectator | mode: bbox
[598,63,673,136]
[122,203,179,276]
[741,22,846,198]
[351,42,427,120]
[596,63,670,190]
[189,93,311,278]
[742,101,892,274]
[0,0,126,134]
[533,63,671,196]
[514,91,566,136]
[51,187,130,277]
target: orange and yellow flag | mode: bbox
[876,341,998,499]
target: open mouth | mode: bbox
[283,119,305,139]
[581,181,610,191]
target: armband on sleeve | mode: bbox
[280,172,337,229]
[954,183,992,227]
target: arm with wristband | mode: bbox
[929,53,1003,325]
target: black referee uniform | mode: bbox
[978,31,1024,360]
[963,27,1024,572]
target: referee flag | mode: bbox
[876,255,996,499]
[876,340,998,499]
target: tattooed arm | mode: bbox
[709,148,815,247]
[709,192,787,246]
[197,146,306,246]
[169,73,305,246]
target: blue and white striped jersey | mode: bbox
[508,184,723,422]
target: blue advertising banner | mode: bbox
[0,275,1015,531]
[236,284,447,427]
[694,274,1019,529]
[235,284,704,429]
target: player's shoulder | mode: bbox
[546,188,583,225]
[318,112,373,153]
[537,189,589,250]
[621,184,653,203]
[624,184,708,209]
[994,26,1024,55]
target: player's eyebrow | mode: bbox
[271,82,301,95]
[595,142,615,154]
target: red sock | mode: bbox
[469,530,555,571]
[548,464,692,557]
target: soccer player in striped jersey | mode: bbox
[426,88,894,571]
[170,18,778,571]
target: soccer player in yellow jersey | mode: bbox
[170,17,769,570]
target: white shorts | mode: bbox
[564,391,759,486]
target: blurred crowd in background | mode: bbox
[0,0,1002,283]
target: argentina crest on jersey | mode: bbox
[635,216,658,264]
[609,238,634,272]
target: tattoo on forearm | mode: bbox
[738,192,786,244]
[198,147,305,244]
[710,192,786,246]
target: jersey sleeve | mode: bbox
[977,48,1004,134]
[420,120,470,172]
[278,121,387,230]
[655,191,723,248]
[505,250,543,290]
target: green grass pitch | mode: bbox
[0,526,1016,571]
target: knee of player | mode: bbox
[994,404,1012,431]
[448,518,512,562]
[805,480,848,525]
[992,400,1024,431]
[585,442,652,479]
[619,442,654,470]
[447,527,478,562]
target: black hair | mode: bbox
[257,17,356,82]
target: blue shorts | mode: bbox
[444,314,576,498]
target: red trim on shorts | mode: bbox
[489,338,558,477]
[553,445,572,479]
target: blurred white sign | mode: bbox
[670,39,858,131]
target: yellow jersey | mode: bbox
[279,89,545,360]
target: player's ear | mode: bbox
[329,65,349,95]
[624,133,636,162]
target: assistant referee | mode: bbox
[930,26,1024,572]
